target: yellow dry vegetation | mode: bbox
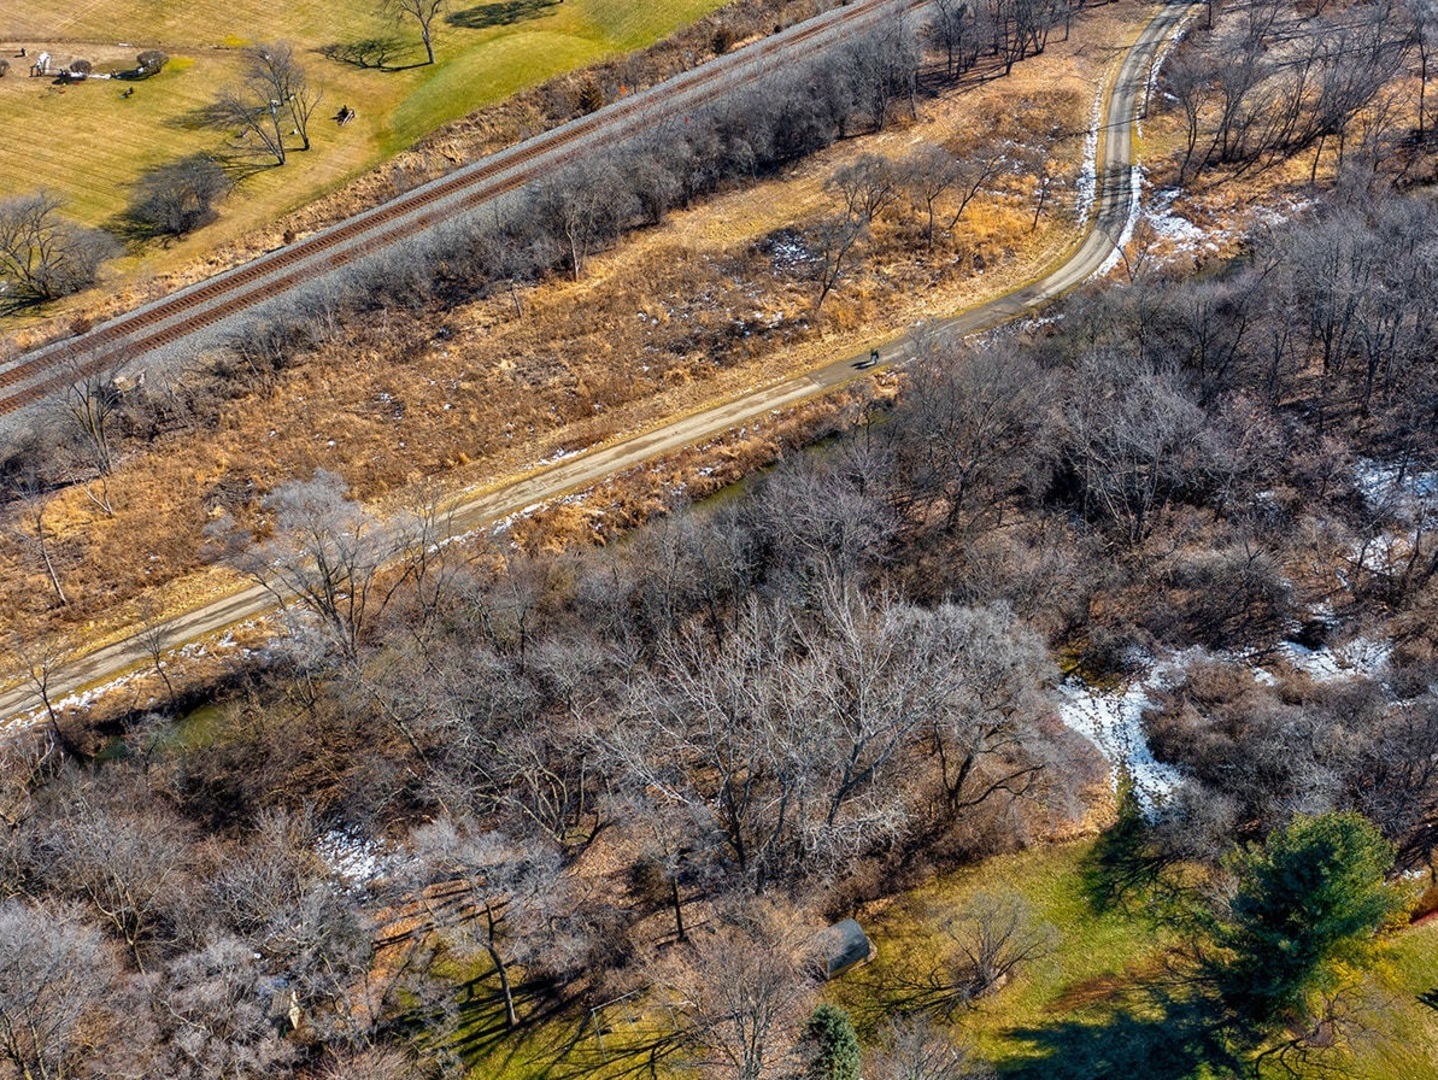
[0,0,1167,657]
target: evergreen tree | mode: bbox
[1207,812,1407,1033]
[804,1004,861,1080]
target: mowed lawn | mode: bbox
[0,0,726,274]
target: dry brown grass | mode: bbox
[0,0,1168,659]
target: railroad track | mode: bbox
[0,0,921,418]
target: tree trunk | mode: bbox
[37,526,67,607]
[489,941,518,1029]
[484,900,518,1029]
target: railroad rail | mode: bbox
[0,0,920,418]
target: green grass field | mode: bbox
[827,841,1438,1080]
[398,840,1438,1079]
[0,0,726,277]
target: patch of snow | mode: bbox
[316,829,399,891]
[1144,187,1208,247]
[1055,653,1189,814]
[1354,458,1438,522]
[1247,198,1314,234]
[767,231,816,273]
[1275,637,1391,682]
[1344,458,1438,582]
[1075,87,1103,226]
[8,668,144,730]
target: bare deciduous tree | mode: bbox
[410,817,573,1029]
[123,155,231,239]
[136,599,180,714]
[32,777,194,971]
[813,155,900,315]
[937,890,1056,1001]
[1410,0,1438,138]
[6,632,78,752]
[921,603,1053,816]
[382,0,447,65]
[0,192,116,308]
[212,469,402,660]
[928,0,987,80]
[144,937,299,1078]
[665,902,814,1080]
[893,342,1051,535]
[901,143,1008,250]
[5,488,69,608]
[1059,353,1230,546]
[0,901,117,1080]
[865,1014,995,1080]
[211,43,321,165]
[60,355,126,482]
[537,161,637,280]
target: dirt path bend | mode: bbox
[0,0,1197,729]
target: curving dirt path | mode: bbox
[0,0,1198,729]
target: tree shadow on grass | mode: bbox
[1003,990,1236,1080]
[447,0,561,31]
[437,971,691,1080]
[317,38,430,71]
[166,101,233,133]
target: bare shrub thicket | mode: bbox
[1160,0,1411,180]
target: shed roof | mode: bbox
[816,917,873,979]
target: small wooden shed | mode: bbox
[815,917,874,980]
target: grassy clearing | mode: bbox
[0,0,726,277]
[827,841,1438,1079]
[1350,922,1438,1080]
[379,841,1438,1079]
[404,949,696,1080]
[829,842,1172,1071]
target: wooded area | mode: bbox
[4,0,1438,1075]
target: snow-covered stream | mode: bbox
[1055,661,1186,813]
[1055,633,1395,815]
